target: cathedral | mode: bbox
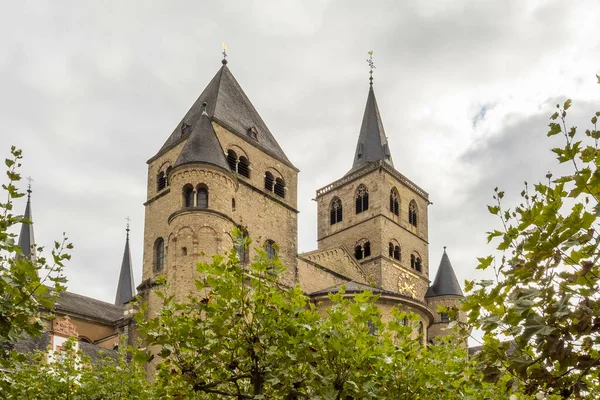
[17,54,464,354]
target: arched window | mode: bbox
[226,149,237,172]
[183,184,194,208]
[196,184,208,209]
[363,241,371,257]
[264,172,274,192]
[410,254,416,270]
[415,257,422,273]
[418,321,424,337]
[390,188,399,216]
[330,197,343,225]
[409,200,418,227]
[354,244,363,260]
[165,166,172,187]
[355,240,371,260]
[389,242,401,261]
[238,156,250,178]
[157,171,166,191]
[232,198,236,211]
[274,178,286,198]
[264,240,276,260]
[182,247,188,256]
[355,185,369,214]
[394,245,401,261]
[154,238,165,271]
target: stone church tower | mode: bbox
[138,57,299,314]
[136,54,464,344]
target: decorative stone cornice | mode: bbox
[53,315,79,338]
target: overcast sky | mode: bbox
[1,1,599,306]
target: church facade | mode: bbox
[135,56,465,344]
[15,56,465,353]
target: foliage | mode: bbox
[0,146,71,364]
[137,230,501,399]
[0,337,151,399]
[464,76,600,398]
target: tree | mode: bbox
[0,147,71,364]
[464,76,600,398]
[137,231,501,399]
[0,337,151,399]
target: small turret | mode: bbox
[426,247,465,344]
[115,221,135,306]
[426,247,463,298]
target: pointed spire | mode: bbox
[17,179,36,261]
[348,52,394,173]
[154,60,295,170]
[115,219,135,306]
[426,247,463,298]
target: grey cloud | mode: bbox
[1,0,598,302]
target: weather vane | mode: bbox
[367,50,375,86]
[125,216,131,238]
[222,41,228,65]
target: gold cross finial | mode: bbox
[367,50,375,86]
[221,42,228,65]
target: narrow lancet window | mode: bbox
[330,197,343,225]
[154,238,165,271]
[355,185,369,214]
[390,188,399,216]
[183,184,194,208]
[197,185,208,209]
[409,200,418,227]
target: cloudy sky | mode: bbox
[1,1,599,308]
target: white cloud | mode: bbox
[0,0,599,316]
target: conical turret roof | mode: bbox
[348,85,394,173]
[17,187,36,261]
[172,111,231,171]
[426,248,463,298]
[114,225,135,306]
[154,61,295,169]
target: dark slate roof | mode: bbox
[55,290,124,323]
[172,112,231,171]
[11,332,118,362]
[17,189,36,261]
[348,85,394,174]
[11,332,51,353]
[426,248,464,298]
[114,229,135,306]
[155,63,294,169]
[311,281,390,296]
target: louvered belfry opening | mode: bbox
[157,171,166,191]
[226,150,237,172]
[238,156,250,178]
[274,178,285,198]
[264,172,274,191]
